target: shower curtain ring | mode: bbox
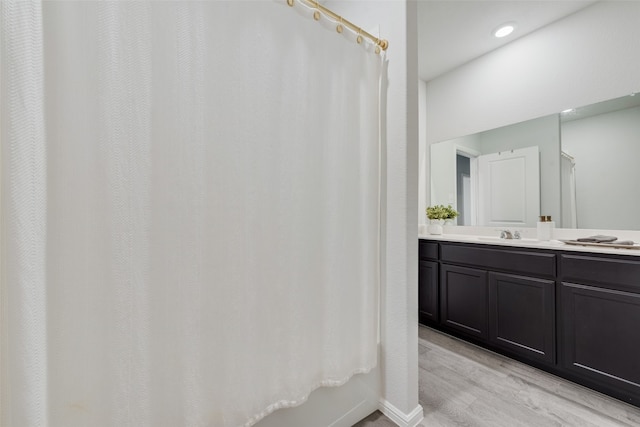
[357,29,363,44]
[337,17,343,34]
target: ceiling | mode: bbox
[417,0,598,82]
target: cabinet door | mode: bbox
[419,260,438,324]
[560,282,640,402]
[440,264,488,340]
[489,272,555,364]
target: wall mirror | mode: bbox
[430,92,640,230]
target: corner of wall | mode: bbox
[418,79,428,225]
[379,398,424,427]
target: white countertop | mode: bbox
[419,229,640,257]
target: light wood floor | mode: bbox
[354,326,640,427]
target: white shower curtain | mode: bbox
[1,1,382,426]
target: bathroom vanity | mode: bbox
[419,236,640,408]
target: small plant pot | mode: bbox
[427,219,444,235]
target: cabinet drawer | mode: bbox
[419,241,438,261]
[441,243,556,279]
[560,254,640,292]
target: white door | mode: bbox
[478,146,540,227]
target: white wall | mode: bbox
[418,80,427,225]
[263,1,423,426]
[562,106,640,230]
[328,1,422,425]
[425,1,640,145]
[347,1,422,424]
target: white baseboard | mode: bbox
[328,398,376,427]
[378,399,424,427]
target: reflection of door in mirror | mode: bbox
[456,154,472,225]
[560,152,577,228]
[430,115,560,228]
[478,146,540,228]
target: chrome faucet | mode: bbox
[500,230,513,239]
[500,230,521,240]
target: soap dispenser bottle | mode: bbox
[537,215,555,241]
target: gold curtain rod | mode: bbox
[287,0,389,51]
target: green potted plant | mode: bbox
[425,204,459,234]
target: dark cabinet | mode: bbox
[560,282,640,403]
[439,243,555,349]
[488,272,555,364]
[440,264,488,339]
[559,253,640,405]
[419,239,640,408]
[419,241,439,324]
[419,260,438,323]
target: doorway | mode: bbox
[454,147,478,226]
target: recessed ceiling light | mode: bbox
[493,22,516,38]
